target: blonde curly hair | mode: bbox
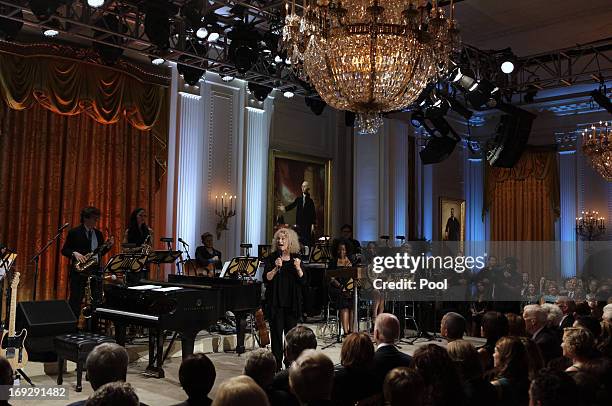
[562,327,594,358]
[271,227,301,254]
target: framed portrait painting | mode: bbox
[439,197,466,243]
[267,151,332,243]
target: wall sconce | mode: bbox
[215,193,236,239]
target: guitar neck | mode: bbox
[8,281,17,337]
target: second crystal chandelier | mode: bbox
[283,0,460,134]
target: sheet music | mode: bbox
[127,285,161,290]
[219,261,231,278]
[152,286,183,292]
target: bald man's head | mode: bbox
[374,313,400,344]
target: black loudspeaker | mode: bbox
[16,300,77,362]
[419,135,459,164]
[487,108,537,168]
[16,300,77,336]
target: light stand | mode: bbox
[31,223,69,301]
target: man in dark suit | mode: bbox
[61,206,114,318]
[444,208,460,241]
[373,313,412,390]
[280,181,317,245]
[523,304,562,364]
[556,296,576,330]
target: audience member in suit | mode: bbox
[0,356,13,406]
[171,353,216,406]
[244,349,288,406]
[372,313,412,390]
[61,206,114,318]
[477,311,509,372]
[413,344,466,406]
[85,382,139,406]
[523,305,562,364]
[556,296,576,330]
[212,376,270,406]
[518,337,544,381]
[490,336,530,406]
[270,326,317,406]
[383,367,425,406]
[332,333,378,406]
[289,350,335,406]
[440,311,466,342]
[66,343,142,406]
[528,368,578,406]
[447,340,496,406]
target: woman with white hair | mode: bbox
[264,227,306,369]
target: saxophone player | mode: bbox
[61,206,114,319]
[122,208,154,284]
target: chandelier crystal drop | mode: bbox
[582,121,612,181]
[282,0,460,134]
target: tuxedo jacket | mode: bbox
[61,224,108,259]
[534,326,562,364]
[285,194,316,228]
[373,345,412,389]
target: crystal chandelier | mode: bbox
[582,121,612,180]
[575,210,606,241]
[282,0,460,134]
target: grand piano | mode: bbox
[96,277,261,378]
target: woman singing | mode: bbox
[123,208,153,284]
[330,242,354,337]
[264,227,306,368]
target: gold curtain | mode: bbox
[0,44,169,183]
[485,149,560,280]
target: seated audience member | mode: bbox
[440,312,466,342]
[540,303,563,330]
[85,382,139,406]
[172,353,216,406]
[490,336,530,406]
[573,315,602,341]
[523,304,562,364]
[528,368,577,406]
[562,327,596,373]
[332,332,377,406]
[244,349,277,389]
[447,340,496,406]
[506,313,527,337]
[289,350,334,406]
[372,313,412,389]
[574,301,592,317]
[582,357,612,405]
[571,371,599,406]
[212,376,270,406]
[518,337,544,380]
[555,296,576,329]
[67,343,129,406]
[478,311,509,371]
[270,325,317,406]
[0,356,13,406]
[412,344,466,406]
[383,367,425,406]
[598,315,612,357]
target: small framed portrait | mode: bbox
[439,197,466,242]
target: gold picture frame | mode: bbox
[267,150,332,243]
[439,197,466,245]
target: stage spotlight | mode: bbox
[221,75,234,82]
[88,0,104,7]
[144,1,173,50]
[151,56,165,65]
[305,97,326,115]
[283,89,295,98]
[0,7,23,40]
[228,23,261,74]
[412,106,461,164]
[410,110,424,127]
[501,61,514,74]
[29,0,61,21]
[177,53,206,86]
[208,32,219,42]
[248,83,273,101]
[465,79,500,110]
[591,89,612,114]
[196,27,208,39]
[446,95,473,120]
[42,19,60,37]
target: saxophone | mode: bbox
[74,237,113,273]
[80,276,93,320]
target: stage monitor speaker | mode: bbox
[419,135,459,164]
[16,300,77,337]
[487,109,537,168]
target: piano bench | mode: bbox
[54,333,116,392]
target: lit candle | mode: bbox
[216,195,218,213]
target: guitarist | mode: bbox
[61,206,114,321]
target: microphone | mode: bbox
[178,238,189,247]
[59,223,70,232]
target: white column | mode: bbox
[464,156,485,256]
[389,121,409,239]
[559,148,577,277]
[354,131,381,241]
[243,103,271,248]
[165,63,180,241]
[175,92,204,257]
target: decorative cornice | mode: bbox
[0,40,171,87]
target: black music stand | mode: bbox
[223,257,260,279]
[147,250,182,278]
[105,252,149,276]
[308,243,332,264]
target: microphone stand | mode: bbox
[31,227,66,301]
[180,240,192,266]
